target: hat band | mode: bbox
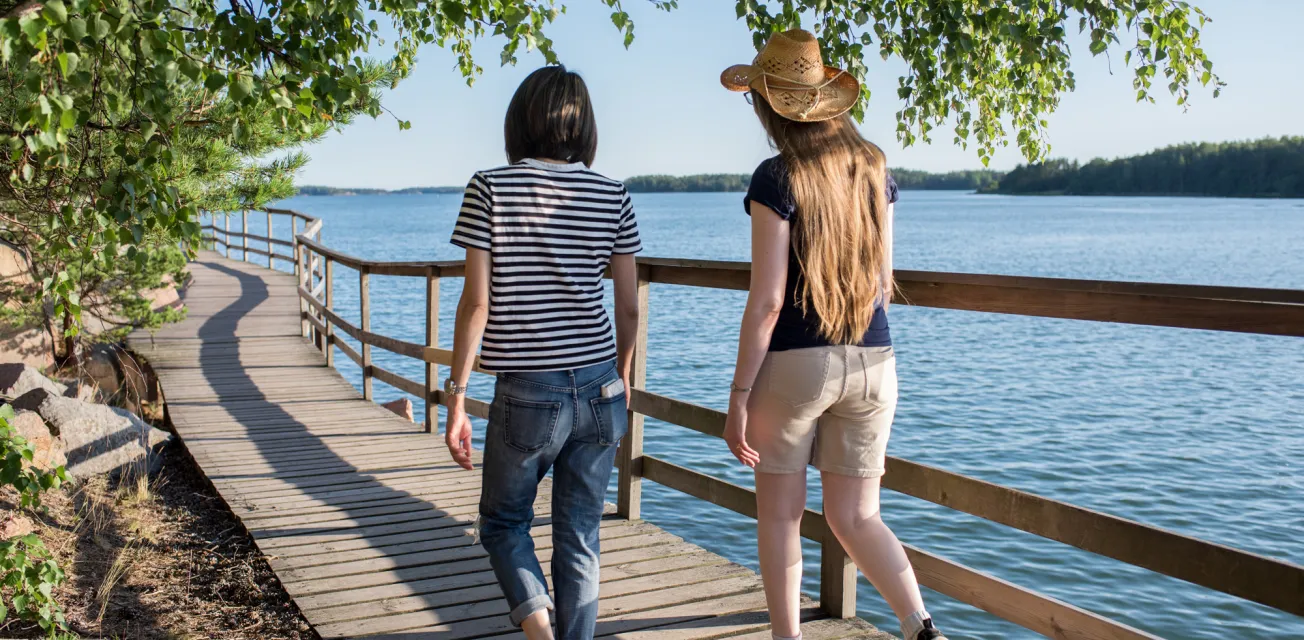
[755,68,848,119]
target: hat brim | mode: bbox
[720,64,860,123]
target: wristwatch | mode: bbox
[444,378,468,396]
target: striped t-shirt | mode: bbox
[450,158,642,372]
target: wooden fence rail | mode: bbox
[198,208,1304,637]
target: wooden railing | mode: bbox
[202,209,1304,640]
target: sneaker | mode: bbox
[915,619,948,640]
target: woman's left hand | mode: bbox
[724,401,760,468]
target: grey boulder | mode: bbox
[9,388,171,479]
[0,363,67,400]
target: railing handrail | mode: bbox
[199,207,1304,638]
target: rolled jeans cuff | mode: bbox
[509,594,554,626]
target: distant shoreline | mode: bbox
[295,167,1005,196]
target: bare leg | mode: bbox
[755,470,809,638]
[821,472,925,622]
[521,609,554,640]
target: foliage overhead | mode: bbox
[986,136,1304,197]
[0,0,1220,339]
[733,0,1223,165]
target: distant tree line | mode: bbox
[623,169,1004,193]
[987,137,1304,197]
[890,169,1004,191]
[623,174,751,193]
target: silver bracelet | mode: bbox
[730,382,753,393]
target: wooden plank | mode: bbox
[426,270,439,433]
[266,209,273,268]
[884,456,1304,617]
[273,520,642,573]
[360,267,373,400]
[641,456,1168,640]
[618,264,650,519]
[335,338,362,367]
[905,544,1160,640]
[634,388,1304,617]
[370,362,427,399]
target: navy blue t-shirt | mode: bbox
[744,156,898,352]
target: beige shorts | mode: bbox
[747,345,897,477]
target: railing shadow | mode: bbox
[181,258,599,638]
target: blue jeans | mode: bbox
[478,360,627,640]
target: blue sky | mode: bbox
[297,0,1304,189]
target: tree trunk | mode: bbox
[59,306,77,367]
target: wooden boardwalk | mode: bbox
[127,253,891,640]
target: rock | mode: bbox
[144,274,183,313]
[81,345,121,399]
[61,380,97,402]
[381,397,414,422]
[10,388,172,480]
[0,362,67,400]
[0,511,34,538]
[0,240,54,370]
[78,344,153,412]
[0,324,53,371]
[6,410,67,471]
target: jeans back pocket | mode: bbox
[590,394,628,446]
[503,396,562,453]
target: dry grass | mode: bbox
[0,445,315,639]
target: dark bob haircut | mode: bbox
[504,65,598,167]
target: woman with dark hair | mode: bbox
[444,65,642,640]
[719,30,948,640]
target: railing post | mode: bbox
[296,241,308,339]
[322,258,334,365]
[241,209,249,262]
[820,528,858,618]
[424,268,439,434]
[360,267,372,400]
[267,211,274,268]
[616,264,650,520]
[223,215,230,259]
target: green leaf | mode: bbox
[88,14,108,40]
[42,1,67,24]
[229,74,254,102]
[20,15,45,42]
[56,51,78,76]
[204,72,227,91]
[66,16,86,39]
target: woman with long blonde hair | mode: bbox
[720,30,948,640]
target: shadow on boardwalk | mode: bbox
[129,253,891,640]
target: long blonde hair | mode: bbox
[753,91,892,344]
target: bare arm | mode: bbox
[451,247,491,387]
[724,203,790,467]
[610,253,640,386]
[732,203,790,394]
[445,246,490,469]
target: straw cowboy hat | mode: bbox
[721,29,860,123]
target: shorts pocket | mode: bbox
[863,356,899,408]
[766,350,831,408]
[590,394,628,446]
[503,396,562,453]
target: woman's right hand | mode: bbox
[445,404,475,470]
[724,399,760,468]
